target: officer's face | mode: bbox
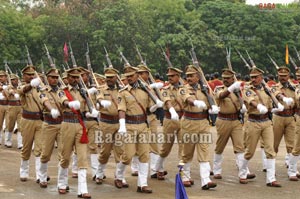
[121,78,128,86]
[97,78,106,86]
[250,75,263,86]
[138,71,149,82]
[222,76,234,87]
[167,74,180,85]
[23,73,35,83]
[81,73,89,84]
[127,73,138,85]
[11,78,18,87]
[47,76,59,86]
[186,73,200,86]
[67,75,79,86]
[106,75,117,87]
[278,74,289,84]
[0,75,7,84]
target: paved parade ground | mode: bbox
[1,126,300,199]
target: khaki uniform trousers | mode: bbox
[244,120,276,160]
[273,114,296,153]
[292,115,300,156]
[86,120,100,154]
[0,104,7,130]
[120,123,150,165]
[40,122,61,163]
[148,114,159,154]
[159,118,183,159]
[98,121,123,164]
[60,122,88,169]
[20,118,43,160]
[215,118,244,154]
[181,119,210,163]
[5,106,22,132]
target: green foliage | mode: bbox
[1,0,300,78]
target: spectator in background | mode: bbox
[267,74,277,87]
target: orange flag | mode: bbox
[285,44,289,65]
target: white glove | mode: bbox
[86,108,99,118]
[193,100,207,110]
[118,118,127,135]
[2,85,8,90]
[88,87,98,95]
[282,97,294,106]
[240,104,247,114]
[208,105,220,114]
[0,93,4,100]
[257,104,268,114]
[150,82,164,89]
[14,93,20,100]
[150,104,158,112]
[169,107,179,121]
[68,100,80,110]
[96,102,100,110]
[50,108,60,119]
[100,100,112,108]
[271,103,284,113]
[155,99,164,108]
[30,78,41,87]
[228,81,241,93]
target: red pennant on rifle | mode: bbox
[63,42,69,62]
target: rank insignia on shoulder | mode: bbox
[271,88,276,93]
[58,91,65,97]
[245,90,252,97]
[162,91,167,97]
[39,94,46,98]
[118,97,122,103]
[180,89,185,95]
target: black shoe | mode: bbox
[202,182,217,190]
[36,176,50,183]
[151,171,168,178]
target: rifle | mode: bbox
[25,45,46,89]
[135,44,163,100]
[25,45,33,66]
[226,47,245,124]
[4,61,12,86]
[294,47,300,62]
[44,44,66,88]
[190,44,216,107]
[241,50,279,108]
[266,52,295,91]
[235,49,252,70]
[68,42,97,115]
[267,54,279,69]
[117,47,159,104]
[103,47,124,88]
[159,45,184,85]
[289,55,298,70]
[40,59,49,85]
[85,43,99,88]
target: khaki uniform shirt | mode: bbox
[243,84,273,114]
[161,84,184,112]
[39,85,62,114]
[118,84,154,115]
[215,85,241,114]
[97,85,119,115]
[18,85,43,112]
[272,81,296,110]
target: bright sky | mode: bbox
[246,0,297,5]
